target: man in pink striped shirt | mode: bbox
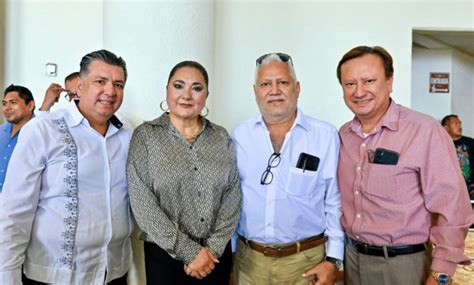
[337,45,472,285]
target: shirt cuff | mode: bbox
[175,234,202,265]
[0,269,22,284]
[431,258,459,276]
[325,237,344,260]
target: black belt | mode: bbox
[347,236,426,257]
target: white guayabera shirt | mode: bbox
[0,104,133,285]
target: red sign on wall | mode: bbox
[429,72,450,93]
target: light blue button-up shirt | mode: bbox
[0,123,19,192]
[231,108,344,260]
[0,104,133,284]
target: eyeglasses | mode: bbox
[260,152,281,185]
[256,53,293,66]
[63,90,77,102]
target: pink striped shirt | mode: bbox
[338,100,473,275]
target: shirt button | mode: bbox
[194,167,198,171]
[361,143,366,148]
[197,192,201,197]
[189,146,193,150]
[356,235,360,239]
[357,214,361,218]
[7,145,10,148]
[200,218,204,222]
[356,166,361,171]
[3,157,6,160]
[355,191,359,195]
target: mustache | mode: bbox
[266,96,286,102]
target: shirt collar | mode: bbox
[147,112,212,130]
[254,108,309,132]
[2,122,13,134]
[67,102,123,130]
[346,99,399,135]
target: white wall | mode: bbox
[214,1,474,130]
[411,48,452,121]
[3,0,473,131]
[102,1,215,125]
[5,0,104,112]
[452,49,474,137]
[4,0,214,128]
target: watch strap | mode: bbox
[325,256,343,270]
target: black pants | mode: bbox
[144,241,232,285]
[22,272,128,285]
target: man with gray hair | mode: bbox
[0,49,132,285]
[231,53,344,285]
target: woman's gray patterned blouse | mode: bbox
[127,113,242,264]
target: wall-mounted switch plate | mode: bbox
[46,63,57,77]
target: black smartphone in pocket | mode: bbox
[372,148,399,165]
[296,152,320,172]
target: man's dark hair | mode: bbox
[4,84,34,104]
[79,49,127,81]
[337,46,394,84]
[441,114,458,126]
[167,60,209,89]
[3,84,35,112]
[65,71,80,83]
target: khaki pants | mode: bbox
[233,238,325,285]
[344,243,430,285]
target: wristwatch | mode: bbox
[431,271,450,285]
[325,256,343,270]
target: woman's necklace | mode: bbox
[184,123,204,142]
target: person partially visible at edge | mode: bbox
[38,71,80,113]
[0,49,133,285]
[0,84,35,192]
[127,60,241,284]
[337,45,472,285]
[231,52,344,285]
[442,114,474,199]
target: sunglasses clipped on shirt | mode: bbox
[256,52,293,66]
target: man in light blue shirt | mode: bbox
[0,50,133,285]
[231,53,344,285]
[0,84,35,191]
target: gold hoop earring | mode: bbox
[160,100,169,112]
[200,106,209,118]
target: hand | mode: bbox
[184,247,218,279]
[302,261,337,285]
[40,83,64,111]
[468,184,474,196]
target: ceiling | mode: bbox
[413,30,474,57]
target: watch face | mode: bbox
[437,274,449,285]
